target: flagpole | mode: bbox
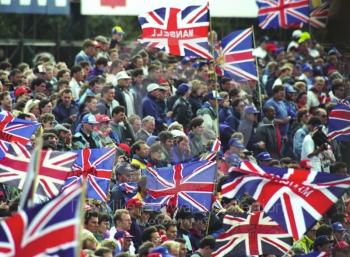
[206,0,221,236]
[77,179,87,257]
[251,25,263,113]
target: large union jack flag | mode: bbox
[221,161,350,240]
[256,0,310,29]
[0,142,77,198]
[63,148,116,202]
[216,28,257,81]
[138,4,212,59]
[310,1,329,28]
[328,101,350,141]
[0,184,82,257]
[0,112,39,160]
[145,160,216,212]
[213,211,292,257]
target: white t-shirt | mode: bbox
[301,134,322,172]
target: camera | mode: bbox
[312,126,329,148]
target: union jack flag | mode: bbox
[0,184,82,257]
[0,142,77,198]
[310,1,329,28]
[138,4,212,59]
[328,101,350,141]
[145,160,216,212]
[256,0,310,29]
[221,161,350,240]
[63,148,116,202]
[0,111,39,160]
[213,211,293,257]
[116,182,138,202]
[216,28,257,81]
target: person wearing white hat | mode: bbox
[72,114,102,149]
[142,83,167,133]
[287,29,302,52]
[114,71,135,117]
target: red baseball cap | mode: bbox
[15,86,29,97]
[299,160,312,169]
[95,114,111,123]
[335,241,350,250]
[125,198,143,209]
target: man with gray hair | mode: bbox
[135,116,155,142]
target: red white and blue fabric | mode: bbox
[138,4,212,59]
[221,161,350,240]
[213,211,292,257]
[145,160,216,212]
[0,142,77,198]
[256,0,309,29]
[298,252,331,257]
[216,28,258,81]
[310,1,329,28]
[327,101,350,141]
[0,111,39,160]
[0,183,82,256]
[63,148,116,202]
[116,182,138,202]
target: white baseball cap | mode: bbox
[116,71,131,81]
[147,83,161,92]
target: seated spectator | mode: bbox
[73,114,102,149]
[190,236,216,257]
[136,116,155,142]
[131,140,150,170]
[189,117,206,158]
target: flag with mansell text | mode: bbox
[138,4,212,59]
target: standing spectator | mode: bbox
[330,80,346,102]
[130,68,145,117]
[293,109,309,160]
[97,85,119,117]
[84,211,99,235]
[94,213,110,242]
[299,63,314,89]
[225,98,245,131]
[307,76,326,112]
[125,198,143,251]
[69,65,84,101]
[190,236,215,257]
[197,91,221,137]
[86,57,108,82]
[143,84,166,133]
[0,91,13,112]
[238,105,260,148]
[106,59,124,86]
[79,76,104,105]
[74,39,99,67]
[176,209,194,254]
[189,80,205,116]
[110,209,132,240]
[143,65,161,88]
[189,117,206,158]
[158,131,175,165]
[172,83,193,130]
[110,106,134,144]
[131,140,150,170]
[114,71,135,117]
[55,124,73,151]
[128,114,142,135]
[255,106,282,158]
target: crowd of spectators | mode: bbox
[0,25,349,257]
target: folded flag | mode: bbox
[310,1,329,29]
[298,252,331,257]
[63,148,116,202]
[213,211,293,257]
[221,161,350,240]
[0,142,77,198]
[138,4,212,59]
[0,111,39,160]
[0,184,82,256]
[216,28,258,81]
[145,160,216,212]
[328,100,350,141]
[256,0,309,29]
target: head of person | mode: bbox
[97,213,110,235]
[116,71,131,88]
[264,106,276,120]
[31,78,47,94]
[175,238,187,257]
[84,211,99,233]
[190,117,204,135]
[132,140,150,159]
[162,241,180,257]
[40,113,55,130]
[0,91,12,111]
[313,76,326,93]
[94,247,113,257]
[176,83,191,98]
[232,98,245,114]
[132,68,144,85]
[207,90,222,107]
[109,59,124,74]
[164,220,178,240]
[112,106,126,123]
[54,124,71,141]
[307,116,322,133]
[272,85,285,101]
[101,85,115,102]
[71,65,83,81]
[314,108,328,125]
[256,151,273,166]
[197,236,216,257]
[147,83,162,99]
[142,116,156,134]
[297,108,309,125]
[60,88,73,107]
[331,162,348,177]
[313,235,333,253]
[149,142,163,162]
[129,114,142,134]
[142,226,161,246]
[111,25,124,41]
[228,138,245,154]
[148,65,161,80]
[197,63,209,81]
[333,222,346,241]
[39,99,53,114]
[176,209,193,231]
[89,76,105,94]
[243,105,259,123]
[113,209,132,231]
[81,114,99,133]
[332,80,346,99]
[82,39,99,56]
[83,95,98,113]
[158,131,174,150]
[125,198,143,219]
[138,242,155,257]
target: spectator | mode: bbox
[189,117,206,158]
[130,68,145,117]
[69,65,84,101]
[75,39,99,67]
[97,85,119,117]
[172,83,193,130]
[79,76,104,105]
[197,90,221,137]
[131,140,150,170]
[190,236,216,257]
[84,211,99,235]
[136,116,155,142]
[73,114,102,149]
[142,226,161,246]
[115,71,135,117]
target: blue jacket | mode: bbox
[142,94,165,130]
[52,100,79,124]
